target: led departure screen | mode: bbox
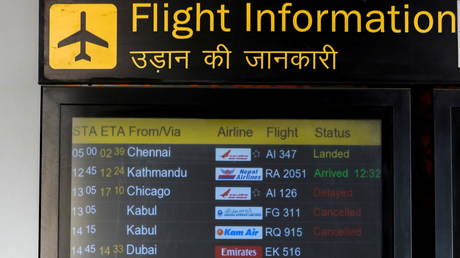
[69,118,383,258]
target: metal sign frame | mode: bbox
[40,86,412,258]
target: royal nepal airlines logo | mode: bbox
[217,168,236,179]
[215,246,263,258]
[215,187,251,200]
[216,168,263,181]
[216,148,251,161]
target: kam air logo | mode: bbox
[216,148,251,161]
[215,168,263,181]
[49,4,117,69]
[215,206,263,220]
[215,187,251,200]
[215,226,263,240]
[215,246,263,258]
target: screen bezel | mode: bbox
[40,86,411,258]
[433,89,460,258]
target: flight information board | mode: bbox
[69,118,382,258]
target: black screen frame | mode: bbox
[41,86,412,258]
[433,90,460,258]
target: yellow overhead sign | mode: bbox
[49,4,117,69]
[72,118,381,145]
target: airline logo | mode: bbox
[215,246,263,258]
[216,148,251,161]
[215,226,263,240]
[215,207,263,220]
[215,187,251,201]
[215,168,263,181]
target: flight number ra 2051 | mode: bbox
[266,149,297,159]
[265,169,306,179]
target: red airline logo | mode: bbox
[221,150,232,159]
[215,246,262,258]
[220,189,231,198]
[215,148,251,161]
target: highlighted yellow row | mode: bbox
[72,118,381,145]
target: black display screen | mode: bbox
[68,117,382,258]
[451,110,460,258]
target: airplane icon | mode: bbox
[220,150,231,159]
[58,11,109,62]
[220,189,231,198]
